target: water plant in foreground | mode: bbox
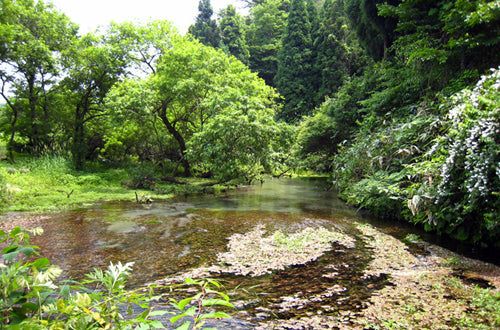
[0,227,233,329]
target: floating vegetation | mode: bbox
[353,223,500,329]
[357,223,418,277]
[217,225,356,276]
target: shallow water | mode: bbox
[1,178,497,327]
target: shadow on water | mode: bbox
[1,178,497,327]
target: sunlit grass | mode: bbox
[0,156,214,212]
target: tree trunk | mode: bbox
[72,105,86,171]
[8,106,18,163]
[158,104,191,176]
[1,89,19,162]
[27,73,40,154]
[41,74,52,151]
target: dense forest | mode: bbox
[0,0,499,246]
[1,0,500,329]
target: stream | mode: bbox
[2,178,499,329]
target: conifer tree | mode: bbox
[246,0,290,86]
[275,0,315,122]
[344,0,398,59]
[188,0,220,48]
[307,0,321,104]
[315,0,367,102]
[219,5,250,65]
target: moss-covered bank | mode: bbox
[0,156,225,212]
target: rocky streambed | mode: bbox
[2,178,498,329]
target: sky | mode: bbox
[49,0,247,34]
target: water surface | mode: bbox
[2,178,495,327]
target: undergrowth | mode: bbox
[0,156,218,212]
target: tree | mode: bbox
[110,36,278,177]
[238,0,267,7]
[306,0,321,101]
[0,0,77,158]
[377,0,500,82]
[187,108,277,182]
[99,21,178,165]
[315,0,367,102]
[275,0,315,121]
[107,20,176,76]
[61,33,128,170]
[246,0,289,86]
[219,5,250,65]
[344,0,399,59]
[188,0,220,48]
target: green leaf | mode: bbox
[150,320,164,329]
[10,227,22,238]
[32,258,50,269]
[201,299,234,308]
[2,245,18,254]
[177,296,194,311]
[21,302,39,312]
[175,321,192,330]
[18,247,37,257]
[198,312,231,320]
[184,278,201,285]
[170,308,194,325]
[206,279,221,288]
[3,251,19,262]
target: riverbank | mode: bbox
[0,156,226,212]
[158,222,500,329]
[1,177,498,329]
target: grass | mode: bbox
[0,155,219,212]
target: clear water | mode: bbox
[1,178,496,327]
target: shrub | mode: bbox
[0,227,234,328]
[332,68,499,245]
[415,68,500,243]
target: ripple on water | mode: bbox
[1,179,496,328]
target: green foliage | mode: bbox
[275,0,316,121]
[331,69,499,245]
[0,227,234,329]
[189,0,221,48]
[419,68,499,243]
[0,172,7,205]
[169,278,233,329]
[344,0,399,59]
[219,5,250,64]
[37,262,166,329]
[402,233,422,244]
[315,0,368,103]
[0,0,77,156]
[110,34,279,180]
[379,0,500,65]
[0,156,216,212]
[187,109,276,183]
[62,31,129,170]
[267,121,298,177]
[295,65,378,171]
[0,226,58,325]
[292,0,499,246]
[447,277,500,329]
[246,0,290,86]
[295,109,336,171]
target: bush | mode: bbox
[0,173,7,206]
[187,109,276,183]
[0,227,234,329]
[331,68,500,245]
[416,68,500,243]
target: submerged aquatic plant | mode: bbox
[218,225,355,276]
